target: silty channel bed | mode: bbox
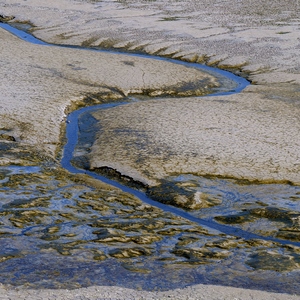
[1,23,300,294]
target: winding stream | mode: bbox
[63,100,300,247]
[1,22,300,293]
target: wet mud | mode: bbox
[1,18,300,295]
[0,165,300,293]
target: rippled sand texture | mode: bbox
[2,0,300,84]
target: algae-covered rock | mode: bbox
[109,247,152,258]
[215,206,299,226]
[276,229,300,242]
[93,228,131,243]
[0,134,15,142]
[0,15,14,22]
[246,251,298,271]
[215,212,251,224]
[146,180,211,210]
[172,247,230,263]
[205,238,239,250]
[131,235,162,244]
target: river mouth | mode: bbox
[1,21,300,294]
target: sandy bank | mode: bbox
[2,0,300,86]
[0,26,216,160]
[2,0,300,185]
[89,84,300,186]
[1,0,300,299]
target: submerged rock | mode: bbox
[246,251,299,272]
[131,235,162,244]
[93,228,131,243]
[172,247,230,263]
[205,238,239,250]
[109,247,152,258]
[121,262,151,273]
[276,228,300,242]
[146,180,211,210]
[92,249,107,261]
[215,206,299,226]
[248,207,298,222]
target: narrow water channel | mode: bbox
[1,22,300,294]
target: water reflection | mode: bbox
[0,166,300,293]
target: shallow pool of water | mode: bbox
[0,165,299,294]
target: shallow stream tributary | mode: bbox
[1,22,300,294]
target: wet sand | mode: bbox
[0,25,217,159]
[1,282,299,300]
[2,0,300,185]
[1,0,300,298]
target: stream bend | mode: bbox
[2,22,298,247]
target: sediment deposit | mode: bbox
[1,0,300,299]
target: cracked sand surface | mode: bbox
[0,27,217,158]
[1,0,300,299]
[2,0,300,184]
[90,86,300,185]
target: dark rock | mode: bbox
[93,166,147,190]
[93,228,131,243]
[276,229,300,241]
[121,263,151,273]
[248,207,295,222]
[0,15,15,23]
[0,134,16,142]
[215,207,299,225]
[246,251,298,271]
[146,180,207,210]
[172,247,230,262]
[109,247,152,258]
[215,212,250,224]
[131,235,162,244]
[205,238,239,249]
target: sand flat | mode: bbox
[89,87,300,185]
[1,0,300,299]
[0,26,217,157]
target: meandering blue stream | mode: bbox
[1,22,300,248]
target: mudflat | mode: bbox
[1,0,300,299]
[3,0,300,185]
[0,25,217,160]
